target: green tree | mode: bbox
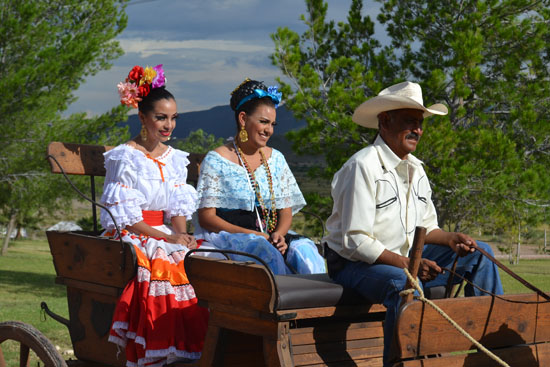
[0,0,129,254]
[171,129,225,154]
[378,0,550,233]
[271,0,399,177]
[271,0,550,233]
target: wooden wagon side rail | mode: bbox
[394,291,550,366]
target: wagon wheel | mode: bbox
[0,321,67,367]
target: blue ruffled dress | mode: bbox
[195,148,326,275]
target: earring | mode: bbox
[140,125,148,142]
[239,126,248,143]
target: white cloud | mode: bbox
[66,0,368,116]
[210,0,257,9]
[120,38,272,58]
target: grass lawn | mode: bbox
[0,237,549,364]
[0,238,72,363]
[499,259,550,294]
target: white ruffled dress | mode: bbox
[100,144,208,367]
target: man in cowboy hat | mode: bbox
[323,81,503,366]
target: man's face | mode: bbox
[379,108,424,160]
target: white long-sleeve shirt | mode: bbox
[323,135,439,264]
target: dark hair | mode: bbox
[230,79,275,126]
[138,87,175,114]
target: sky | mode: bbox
[66,0,382,116]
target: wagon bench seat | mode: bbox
[275,273,374,310]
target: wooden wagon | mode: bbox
[1,141,549,367]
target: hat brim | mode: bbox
[352,95,448,129]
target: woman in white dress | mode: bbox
[100,65,208,367]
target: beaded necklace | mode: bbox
[234,144,278,233]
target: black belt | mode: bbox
[324,243,349,278]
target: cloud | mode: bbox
[119,38,272,58]
[66,1,373,116]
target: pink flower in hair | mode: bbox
[118,81,141,108]
[152,64,166,88]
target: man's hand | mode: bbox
[448,232,477,257]
[418,258,442,282]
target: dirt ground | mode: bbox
[490,241,550,260]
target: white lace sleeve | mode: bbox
[100,147,147,230]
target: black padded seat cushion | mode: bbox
[274,273,369,310]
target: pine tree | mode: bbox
[271,0,550,233]
[0,0,130,254]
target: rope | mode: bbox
[399,268,510,367]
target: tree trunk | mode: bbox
[515,223,521,265]
[1,212,17,256]
[15,226,22,240]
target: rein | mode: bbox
[475,245,550,301]
[442,247,550,303]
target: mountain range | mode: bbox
[125,105,306,140]
[124,105,323,166]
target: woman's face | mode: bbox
[239,103,277,149]
[139,98,178,144]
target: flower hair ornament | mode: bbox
[235,85,283,111]
[117,64,166,108]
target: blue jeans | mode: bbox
[331,241,503,367]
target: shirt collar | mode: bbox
[373,134,423,170]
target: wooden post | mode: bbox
[402,226,426,304]
[544,228,547,252]
[0,345,6,367]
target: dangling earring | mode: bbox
[239,125,248,143]
[140,125,148,142]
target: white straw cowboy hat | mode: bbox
[352,81,448,129]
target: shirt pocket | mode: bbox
[414,175,429,206]
[375,179,398,210]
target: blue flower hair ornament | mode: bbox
[235,86,283,111]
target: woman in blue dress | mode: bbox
[194,78,326,275]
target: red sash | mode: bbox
[142,210,164,226]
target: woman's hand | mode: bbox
[269,232,288,255]
[167,233,198,249]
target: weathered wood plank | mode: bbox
[47,142,111,176]
[290,320,385,337]
[292,337,384,355]
[208,308,280,337]
[396,293,550,358]
[277,304,386,320]
[186,256,275,312]
[47,231,136,289]
[66,288,125,366]
[290,321,385,345]
[535,295,550,341]
[293,344,384,366]
[296,358,383,367]
[47,141,204,182]
[56,277,121,297]
[396,342,549,366]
